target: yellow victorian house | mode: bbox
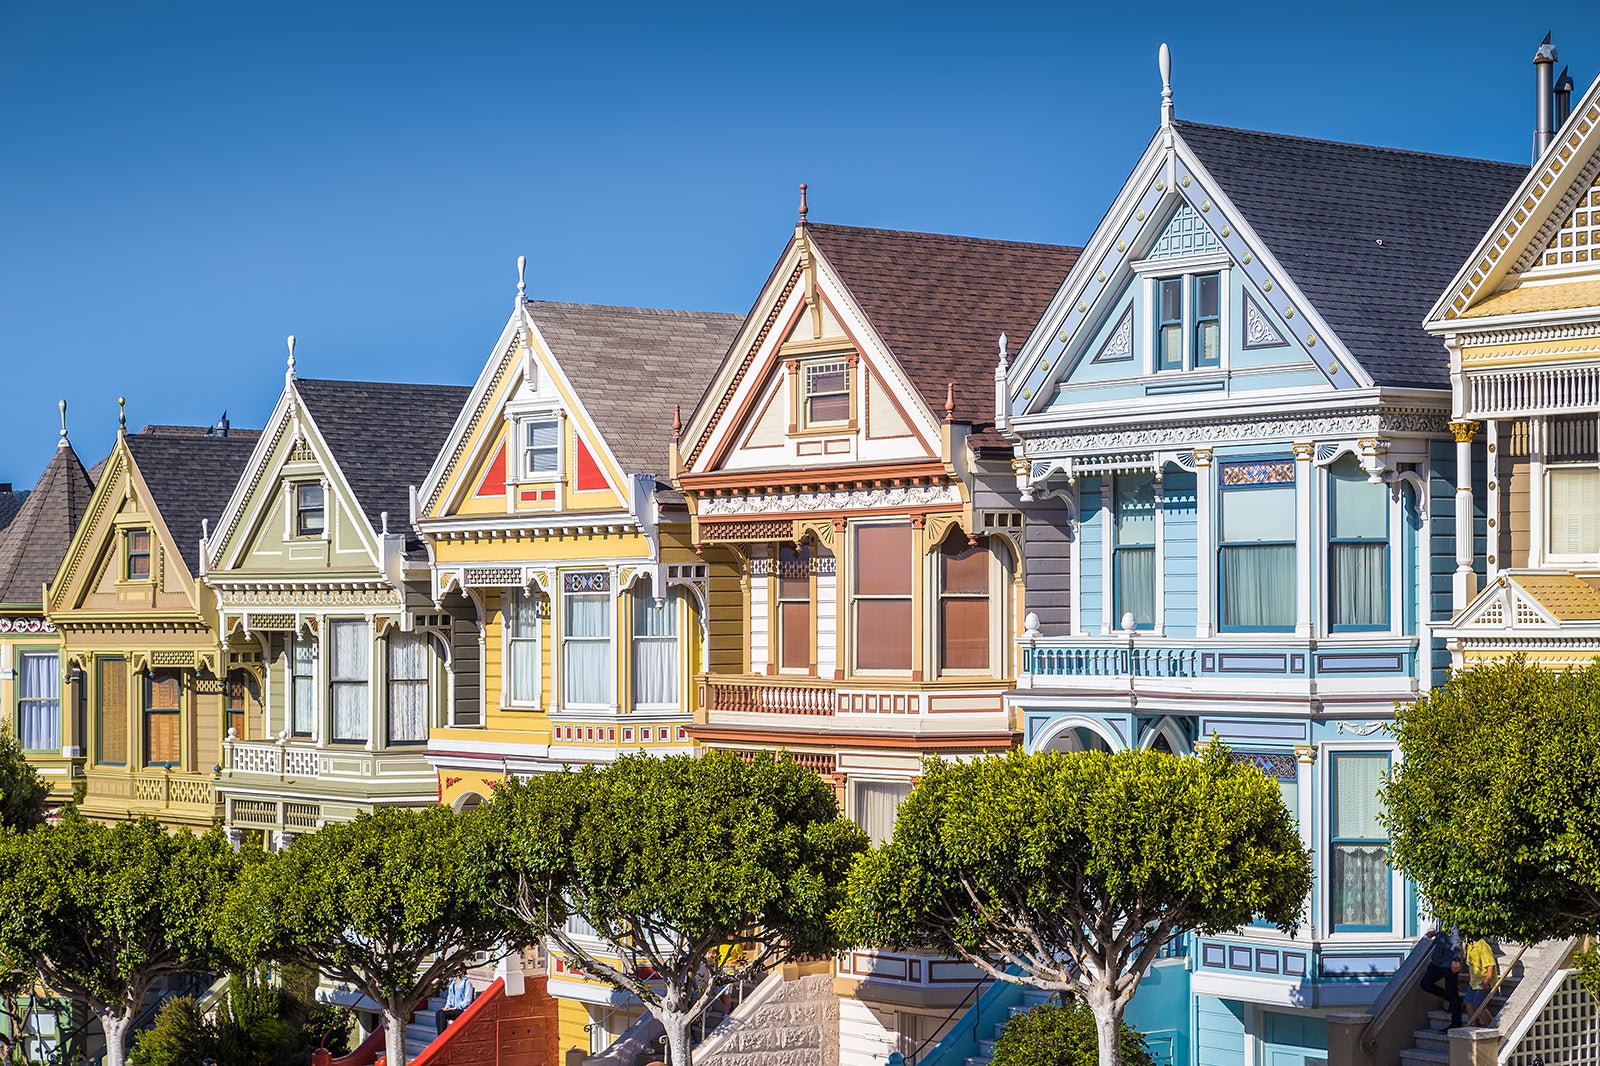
[48,413,259,828]
[414,270,741,1057]
[1427,69,1600,667]
[0,406,96,804]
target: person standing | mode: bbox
[1465,936,1498,1024]
[1418,924,1464,1029]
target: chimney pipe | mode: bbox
[215,411,229,438]
[1534,33,1557,160]
[1555,66,1575,129]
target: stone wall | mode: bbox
[697,973,840,1066]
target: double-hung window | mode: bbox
[562,574,612,706]
[1113,474,1157,629]
[803,361,850,426]
[938,536,990,671]
[1219,461,1296,631]
[144,670,182,768]
[295,482,326,537]
[632,577,678,708]
[290,634,316,737]
[522,418,559,478]
[386,632,428,744]
[226,670,255,740]
[16,651,60,753]
[328,620,369,743]
[852,780,912,846]
[1330,752,1392,932]
[96,657,127,765]
[777,545,812,672]
[1329,457,1389,629]
[1547,414,1600,558]
[126,529,152,580]
[506,587,541,705]
[1154,272,1222,372]
[853,524,912,672]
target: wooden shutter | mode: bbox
[97,658,127,764]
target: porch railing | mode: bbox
[701,677,837,716]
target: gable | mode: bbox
[1453,575,1564,631]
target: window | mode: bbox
[386,632,428,744]
[1194,274,1221,367]
[1330,752,1392,931]
[506,587,541,705]
[562,575,612,706]
[1113,474,1156,629]
[777,545,812,672]
[1219,463,1296,631]
[853,780,912,846]
[1154,272,1222,371]
[295,482,326,537]
[328,620,369,743]
[226,670,259,740]
[1329,458,1388,629]
[144,669,181,768]
[854,524,912,671]
[938,536,990,671]
[16,651,60,753]
[290,634,315,737]
[96,657,127,765]
[1550,468,1600,555]
[522,418,559,478]
[1156,278,1183,371]
[803,361,850,425]
[632,578,678,707]
[126,529,151,580]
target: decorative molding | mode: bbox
[214,588,403,609]
[562,571,610,594]
[698,484,962,517]
[0,617,55,635]
[1515,151,1600,274]
[1450,420,1480,444]
[698,519,795,542]
[422,331,518,518]
[1092,309,1134,363]
[1233,751,1298,779]
[1243,292,1288,349]
[1335,721,1385,737]
[1020,407,1450,457]
[1147,201,1222,260]
[1220,459,1295,485]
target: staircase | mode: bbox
[404,992,450,1061]
[1394,945,1531,1066]
[962,988,1056,1066]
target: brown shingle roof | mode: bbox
[805,224,1081,426]
[0,443,97,606]
[124,425,262,577]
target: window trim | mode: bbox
[1544,463,1600,563]
[14,647,61,755]
[326,618,371,745]
[142,669,183,769]
[1138,260,1229,375]
[560,574,615,711]
[94,655,128,767]
[850,521,915,676]
[517,414,562,483]
[935,534,998,676]
[1217,467,1298,634]
[1326,749,1396,935]
[800,358,852,429]
[294,481,327,539]
[502,585,544,711]
[1192,273,1222,369]
[1111,473,1157,632]
[1326,458,1392,633]
[125,528,153,582]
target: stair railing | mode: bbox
[1357,939,1433,1054]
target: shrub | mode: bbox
[991,1001,1156,1066]
[127,997,214,1066]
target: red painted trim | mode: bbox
[475,444,507,498]
[574,436,608,493]
[329,1025,387,1066]
[408,977,506,1066]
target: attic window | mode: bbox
[296,483,326,537]
[523,418,559,478]
[1154,272,1223,372]
[126,529,152,581]
[804,361,850,425]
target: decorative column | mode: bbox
[1295,744,1319,937]
[1293,442,1315,638]
[1193,450,1214,639]
[1152,471,1167,636]
[1450,421,1480,612]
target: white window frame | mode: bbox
[1316,739,1404,941]
[801,358,851,428]
[516,414,561,483]
[1132,255,1230,376]
[631,578,680,711]
[560,573,615,711]
[294,481,327,538]
[288,631,317,739]
[1544,463,1600,564]
[502,585,543,710]
[1319,456,1404,637]
[848,777,913,847]
[327,618,371,745]
[932,536,1005,678]
[384,630,431,745]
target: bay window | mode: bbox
[386,632,429,743]
[1219,462,1296,631]
[777,545,812,672]
[1329,457,1389,629]
[16,651,59,753]
[938,536,990,671]
[1330,752,1392,932]
[144,669,182,768]
[853,524,912,672]
[290,634,315,737]
[328,619,370,743]
[507,586,541,705]
[562,573,612,706]
[632,577,678,707]
[1114,474,1156,629]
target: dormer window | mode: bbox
[1154,272,1222,371]
[803,361,850,426]
[295,482,326,537]
[522,418,559,478]
[126,529,152,580]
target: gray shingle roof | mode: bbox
[524,301,744,483]
[0,444,96,605]
[294,378,472,549]
[124,426,263,578]
[0,489,28,533]
[1174,121,1528,389]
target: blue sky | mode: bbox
[0,2,1590,485]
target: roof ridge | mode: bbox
[1173,119,1525,171]
[525,299,743,319]
[806,221,1081,253]
[297,378,472,391]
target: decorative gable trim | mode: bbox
[1091,308,1134,363]
[1451,576,1560,630]
[1147,201,1222,260]
[1243,292,1288,349]
[1522,168,1600,273]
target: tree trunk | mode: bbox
[98,1009,132,1066]
[1083,987,1124,1066]
[383,1007,409,1066]
[661,1010,693,1066]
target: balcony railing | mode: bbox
[701,677,837,716]
[1025,644,1201,679]
[223,739,321,777]
[85,769,217,814]
[1466,365,1600,419]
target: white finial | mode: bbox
[58,399,69,449]
[1159,43,1174,127]
[286,334,297,384]
[998,333,1009,366]
[517,255,527,304]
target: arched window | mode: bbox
[938,534,992,673]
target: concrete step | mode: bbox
[1398,1047,1449,1066]
[1412,1028,1450,1051]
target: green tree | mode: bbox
[127,996,212,1066]
[842,747,1310,1066]
[991,1001,1156,1066]
[1383,657,1600,943]
[0,729,49,831]
[465,751,868,1066]
[223,806,513,1066]
[0,813,247,1066]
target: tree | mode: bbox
[990,1001,1156,1066]
[465,751,868,1066]
[0,813,247,1066]
[0,729,50,831]
[223,805,514,1066]
[841,747,1310,1066]
[1383,657,1600,943]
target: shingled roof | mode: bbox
[0,487,27,533]
[294,379,472,549]
[805,224,1081,432]
[525,301,744,480]
[1174,121,1527,389]
[124,426,262,578]
[0,443,95,606]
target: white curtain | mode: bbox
[17,652,59,752]
[1115,547,1155,627]
[1331,754,1391,929]
[386,632,428,743]
[328,621,369,742]
[292,636,316,735]
[1221,545,1297,628]
[508,588,540,704]
[563,594,612,705]
[854,780,912,846]
[632,581,678,707]
[1332,543,1388,627]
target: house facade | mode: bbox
[47,416,260,829]
[204,367,473,847]
[413,286,743,1056]
[999,82,1525,1066]
[672,209,1078,1063]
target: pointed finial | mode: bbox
[798,183,808,223]
[286,334,297,384]
[117,397,126,436]
[672,403,683,443]
[58,399,69,449]
[517,255,527,303]
[998,333,1009,368]
[1159,43,1173,127]
[944,382,956,423]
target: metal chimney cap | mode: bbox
[1534,32,1556,63]
[1556,66,1575,92]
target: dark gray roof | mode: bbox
[1174,121,1528,389]
[294,378,472,549]
[0,488,27,532]
[525,301,743,484]
[0,444,95,605]
[124,426,262,577]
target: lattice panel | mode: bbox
[1148,202,1221,259]
[1504,971,1600,1065]
[1538,180,1600,269]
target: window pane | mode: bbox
[633,580,677,637]
[856,599,912,670]
[779,602,811,670]
[387,633,428,743]
[147,670,182,711]
[508,588,541,704]
[1331,460,1387,539]
[855,525,911,596]
[1550,467,1600,555]
[1331,543,1388,627]
[1333,753,1389,840]
[145,710,180,766]
[807,365,848,396]
[565,593,609,639]
[1331,843,1390,929]
[1221,545,1297,628]
[808,393,850,423]
[939,598,989,671]
[1160,278,1182,322]
[526,420,558,473]
[1116,546,1156,628]
[18,652,60,753]
[98,659,127,764]
[1196,273,1220,317]
[291,636,315,735]
[329,622,369,682]
[1115,475,1156,546]
[563,593,613,704]
[1158,323,1182,370]
[1195,319,1221,367]
[778,546,810,602]
[854,781,912,846]
[1220,483,1295,542]
[940,539,989,595]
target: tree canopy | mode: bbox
[1383,656,1600,944]
[0,728,50,831]
[842,746,1310,1066]
[223,805,513,1066]
[465,750,868,1066]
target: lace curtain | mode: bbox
[328,621,369,742]
[386,632,428,743]
[563,594,612,705]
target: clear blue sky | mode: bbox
[0,2,1590,486]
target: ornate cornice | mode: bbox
[1018,407,1450,457]
[698,484,962,517]
[214,587,403,609]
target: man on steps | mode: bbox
[1418,924,1464,1030]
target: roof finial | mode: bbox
[998,332,1009,369]
[117,396,126,437]
[517,255,527,304]
[672,403,683,442]
[798,183,808,223]
[944,382,956,423]
[286,334,297,385]
[1159,43,1174,127]
[58,399,69,449]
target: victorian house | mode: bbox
[670,203,1078,1064]
[204,358,472,848]
[47,414,260,829]
[0,406,96,805]
[412,278,741,1057]
[988,57,1525,1066]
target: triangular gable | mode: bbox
[472,436,509,498]
[1451,574,1565,631]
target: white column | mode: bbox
[1295,745,1318,938]
[1294,443,1315,638]
[1529,417,1546,568]
[1100,479,1114,635]
[1153,473,1166,636]
[1450,421,1479,612]
[366,619,380,753]
[1194,450,1214,639]
[1069,486,1083,636]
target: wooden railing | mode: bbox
[702,677,837,716]
[1467,365,1600,418]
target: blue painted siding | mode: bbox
[1125,961,1190,1066]
[1162,471,1198,637]
[1427,440,1459,687]
[1080,479,1105,633]
[1195,996,1246,1066]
